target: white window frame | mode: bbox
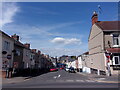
[113,56,120,65]
[4,41,10,51]
[112,34,120,47]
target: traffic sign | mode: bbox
[7,54,12,59]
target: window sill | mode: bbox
[112,45,120,48]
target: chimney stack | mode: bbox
[11,34,19,41]
[31,49,37,53]
[38,50,41,55]
[24,43,30,49]
[91,11,98,25]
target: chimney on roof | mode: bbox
[32,49,37,53]
[24,43,30,49]
[11,34,19,41]
[38,50,41,55]
[91,11,98,25]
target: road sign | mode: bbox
[7,54,12,59]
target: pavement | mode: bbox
[77,72,120,83]
[2,76,32,84]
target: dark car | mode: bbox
[68,67,76,73]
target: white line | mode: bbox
[76,80,84,82]
[53,76,57,79]
[85,80,95,82]
[58,75,61,78]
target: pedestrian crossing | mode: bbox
[47,79,97,83]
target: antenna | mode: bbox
[20,37,22,41]
[98,5,102,14]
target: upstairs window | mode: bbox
[113,34,120,47]
[4,41,10,51]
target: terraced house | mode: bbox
[1,30,14,78]
[88,12,120,76]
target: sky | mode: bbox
[1,2,118,57]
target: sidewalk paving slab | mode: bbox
[77,72,119,83]
[2,77,31,84]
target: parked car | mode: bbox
[65,68,69,72]
[60,67,64,70]
[68,67,76,73]
[50,68,58,72]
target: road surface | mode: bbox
[2,70,119,88]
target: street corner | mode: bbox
[2,77,29,84]
[92,77,120,84]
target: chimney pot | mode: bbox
[38,50,41,55]
[11,34,19,41]
[24,43,30,49]
[31,49,37,53]
[91,11,98,25]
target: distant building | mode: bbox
[59,55,77,68]
[50,57,57,67]
[77,52,91,73]
[88,11,120,76]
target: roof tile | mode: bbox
[96,21,120,31]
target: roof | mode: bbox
[96,21,120,31]
[106,48,120,53]
[14,40,25,48]
[0,30,14,41]
[83,52,89,55]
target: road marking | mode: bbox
[97,78,105,80]
[24,79,30,81]
[58,75,61,78]
[53,75,61,79]
[96,80,119,83]
[53,76,57,79]
[76,80,84,82]
[85,80,95,82]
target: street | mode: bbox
[2,70,119,88]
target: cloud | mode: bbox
[3,21,83,41]
[0,2,19,28]
[51,37,82,45]
[40,48,83,57]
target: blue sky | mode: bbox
[1,2,118,57]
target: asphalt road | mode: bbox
[2,70,119,88]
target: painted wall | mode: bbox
[2,33,14,70]
[88,24,106,71]
[23,48,31,68]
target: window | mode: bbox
[16,49,20,56]
[26,51,29,56]
[113,56,120,65]
[113,34,120,47]
[4,41,10,51]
